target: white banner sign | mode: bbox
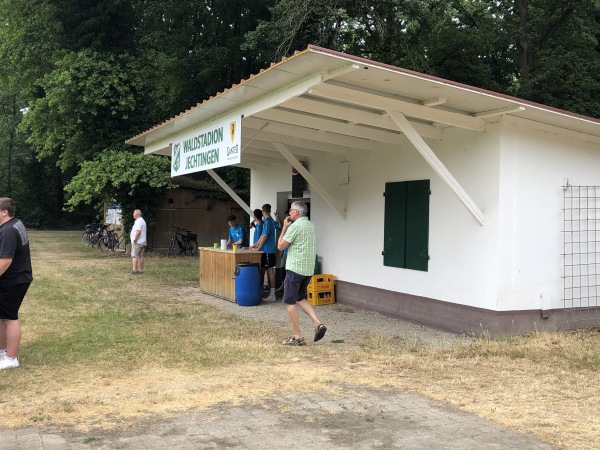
[171,114,241,176]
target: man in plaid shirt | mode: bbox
[277,201,327,346]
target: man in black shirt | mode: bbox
[0,198,33,370]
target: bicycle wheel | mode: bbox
[108,234,118,252]
[98,236,110,251]
[167,238,176,256]
[82,231,91,245]
[187,240,199,255]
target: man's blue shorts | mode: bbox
[282,271,311,305]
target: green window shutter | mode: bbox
[383,182,406,268]
[405,180,430,271]
[383,180,429,271]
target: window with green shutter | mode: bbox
[383,180,430,271]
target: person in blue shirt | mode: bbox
[226,214,249,248]
[250,209,263,247]
[253,204,279,301]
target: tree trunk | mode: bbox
[514,0,533,98]
[6,94,17,197]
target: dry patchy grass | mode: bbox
[1,231,599,449]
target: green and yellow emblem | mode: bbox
[229,121,236,143]
[172,143,181,172]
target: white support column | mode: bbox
[206,169,253,217]
[387,110,485,226]
[271,142,346,220]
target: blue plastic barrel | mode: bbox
[234,262,262,306]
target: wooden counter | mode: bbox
[199,248,263,302]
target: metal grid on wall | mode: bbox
[562,184,600,327]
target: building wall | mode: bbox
[151,188,245,250]
[250,118,600,321]
[250,123,504,310]
[496,116,600,313]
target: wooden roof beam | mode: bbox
[271,142,346,220]
[243,120,360,152]
[421,97,447,107]
[284,97,442,140]
[241,139,325,160]
[475,105,526,119]
[387,110,485,226]
[206,169,253,217]
[310,83,486,131]
[252,109,404,147]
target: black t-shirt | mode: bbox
[0,217,33,286]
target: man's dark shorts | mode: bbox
[282,271,311,305]
[261,252,276,269]
[0,283,30,320]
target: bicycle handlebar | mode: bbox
[172,225,192,234]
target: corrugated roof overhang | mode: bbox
[127,45,600,223]
[127,44,600,161]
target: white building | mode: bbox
[127,46,600,335]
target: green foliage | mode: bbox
[0,0,63,96]
[1,0,600,231]
[21,50,153,171]
[243,0,375,62]
[0,89,28,197]
[243,0,600,117]
[54,0,137,52]
[135,0,274,115]
[64,149,177,230]
[515,0,600,117]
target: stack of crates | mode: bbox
[307,274,335,306]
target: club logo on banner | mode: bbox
[171,114,241,176]
[172,143,181,172]
[230,121,236,143]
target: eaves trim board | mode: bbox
[127,45,600,149]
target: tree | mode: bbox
[0,0,75,227]
[134,0,274,115]
[0,0,63,96]
[2,0,599,232]
[64,149,176,231]
[512,0,600,117]
[243,0,600,118]
[0,89,24,197]
[20,50,158,171]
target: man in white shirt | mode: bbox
[130,209,147,274]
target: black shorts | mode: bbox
[282,271,311,305]
[261,253,276,268]
[0,282,30,320]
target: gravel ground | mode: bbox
[173,286,474,349]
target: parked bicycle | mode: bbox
[98,227,120,252]
[167,225,198,256]
[92,224,110,248]
[83,223,130,253]
[81,223,98,245]
[82,223,109,248]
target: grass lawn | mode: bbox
[1,231,599,449]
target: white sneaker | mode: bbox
[0,357,19,370]
[264,293,276,302]
[0,349,6,359]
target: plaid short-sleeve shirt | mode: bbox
[283,217,316,276]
